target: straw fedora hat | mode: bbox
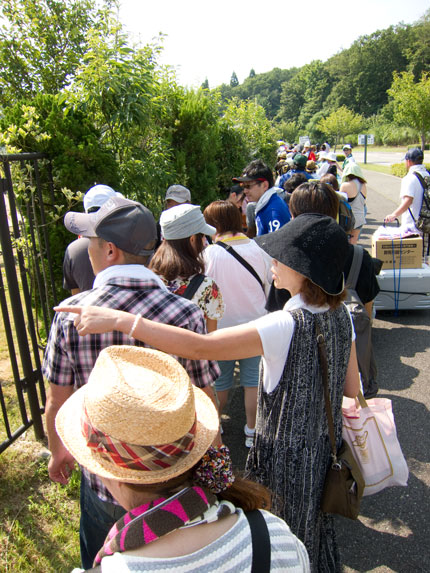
[55,346,219,483]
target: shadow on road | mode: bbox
[372,324,430,392]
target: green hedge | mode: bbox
[391,163,430,177]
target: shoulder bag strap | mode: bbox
[345,245,363,291]
[245,510,271,573]
[315,322,338,462]
[181,274,206,300]
[409,171,427,221]
[413,170,426,190]
[216,241,265,292]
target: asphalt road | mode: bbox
[222,167,430,573]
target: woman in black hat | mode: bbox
[57,214,359,573]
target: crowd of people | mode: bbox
[44,142,428,572]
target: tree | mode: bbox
[201,78,209,90]
[318,106,365,148]
[388,71,430,150]
[249,68,256,78]
[277,121,298,145]
[230,71,239,87]
[0,0,100,104]
[221,98,277,165]
[171,89,222,208]
[325,25,410,116]
[406,9,430,79]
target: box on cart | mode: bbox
[371,235,423,270]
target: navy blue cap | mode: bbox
[404,148,424,162]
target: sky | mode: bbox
[118,0,429,89]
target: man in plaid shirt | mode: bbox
[43,197,220,568]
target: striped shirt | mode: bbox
[43,268,220,502]
[71,509,310,572]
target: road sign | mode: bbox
[358,134,374,145]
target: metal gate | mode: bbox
[0,152,59,453]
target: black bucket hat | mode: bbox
[255,213,348,295]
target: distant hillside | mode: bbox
[216,11,430,130]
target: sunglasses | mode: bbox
[241,181,264,190]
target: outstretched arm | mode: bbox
[54,306,264,361]
[385,196,413,222]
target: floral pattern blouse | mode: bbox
[163,275,225,321]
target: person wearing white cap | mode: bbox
[342,144,355,170]
[63,184,124,293]
[150,204,225,333]
[315,152,339,179]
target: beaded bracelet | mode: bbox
[128,313,142,338]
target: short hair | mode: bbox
[289,181,339,220]
[149,235,205,281]
[320,173,339,191]
[97,238,150,265]
[242,159,274,188]
[301,277,346,309]
[204,200,243,235]
[283,172,307,193]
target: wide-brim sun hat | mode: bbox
[341,162,367,183]
[160,204,216,240]
[55,346,219,483]
[327,152,338,162]
[255,213,349,295]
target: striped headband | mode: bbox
[81,406,197,472]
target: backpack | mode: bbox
[345,245,378,398]
[336,192,356,235]
[410,172,430,234]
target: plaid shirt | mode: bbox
[43,272,220,502]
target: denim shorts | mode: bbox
[215,356,261,391]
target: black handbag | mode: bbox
[316,324,364,519]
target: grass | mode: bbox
[0,443,80,572]
[1,258,81,572]
[358,163,394,176]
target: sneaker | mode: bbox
[244,424,255,448]
[244,424,255,437]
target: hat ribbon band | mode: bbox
[81,407,197,472]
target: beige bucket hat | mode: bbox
[55,346,219,483]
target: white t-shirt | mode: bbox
[400,164,428,227]
[203,237,272,328]
[252,294,355,393]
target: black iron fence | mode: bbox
[0,153,59,453]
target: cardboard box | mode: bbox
[371,235,423,270]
